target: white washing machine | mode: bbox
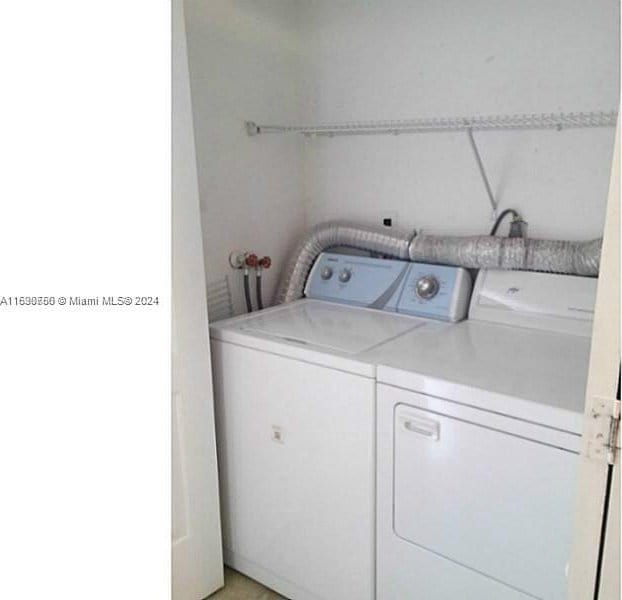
[376,269,597,600]
[209,252,472,600]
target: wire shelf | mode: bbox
[246,110,618,137]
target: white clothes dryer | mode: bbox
[375,269,596,600]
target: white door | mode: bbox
[568,119,620,599]
[172,0,224,598]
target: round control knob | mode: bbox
[338,269,352,283]
[415,275,440,300]
[320,266,333,280]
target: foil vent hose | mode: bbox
[409,235,601,276]
[274,221,602,304]
[274,221,411,304]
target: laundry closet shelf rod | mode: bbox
[245,110,618,137]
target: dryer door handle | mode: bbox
[400,415,440,440]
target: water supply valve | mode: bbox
[245,254,259,268]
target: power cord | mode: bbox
[489,209,526,238]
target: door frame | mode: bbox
[568,117,620,600]
[172,0,224,597]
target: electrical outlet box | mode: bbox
[381,211,399,228]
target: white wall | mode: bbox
[184,0,307,313]
[186,1,619,314]
[300,0,619,240]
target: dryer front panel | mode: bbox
[378,384,579,600]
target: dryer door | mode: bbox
[392,398,579,600]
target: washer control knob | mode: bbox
[415,275,440,300]
[320,266,333,280]
[338,269,352,283]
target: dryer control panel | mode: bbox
[305,252,472,322]
[469,269,597,336]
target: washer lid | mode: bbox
[238,300,425,355]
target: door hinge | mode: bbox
[606,398,621,465]
[587,396,621,465]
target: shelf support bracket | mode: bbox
[466,127,498,218]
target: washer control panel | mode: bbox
[305,252,472,322]
[304,252,410,312]
[398,263,472,321]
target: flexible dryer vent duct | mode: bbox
[409,235,602,276]
[274,221,602,304]
[274,221,411,304]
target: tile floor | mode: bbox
[208,567,286,599]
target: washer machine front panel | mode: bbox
[212,338,377,600]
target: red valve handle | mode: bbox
[259,256,272,269]
[245,253,258,268]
